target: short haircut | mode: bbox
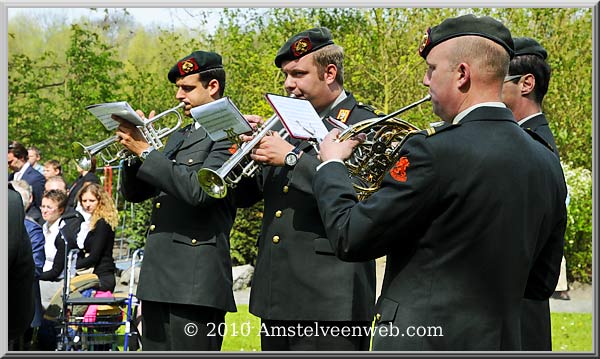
[28,146,41,157]
[312,44,344,86]
[8,141,27,160]
[198,68,226,97]
[44,160,63,175]
[45,175,69,193]
[43,189,68,210]
[508,54,551,104]
[449,36,509,83]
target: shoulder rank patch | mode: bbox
[356,102,384,116]
[420,122,459,137]
[523,128,554,153]
[336,109,351,123]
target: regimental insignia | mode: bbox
[178,58,199,76]
[390,156,410,182]
[336,109,351,123]
[228,143,238,155]
[292,37,312,57]
[418,27,431,56]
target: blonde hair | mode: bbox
[78,183,119,231]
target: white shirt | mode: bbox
[517,112,543,126]
[42,220,60,272]
[13,162,31,181]
[76,208,92,249]
[452,102,506,124]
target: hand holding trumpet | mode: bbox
[240,114,296,167]
[113,110,154,157]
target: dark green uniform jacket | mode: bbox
[236,92,377,321]
[121,124,237,313]
[520,112,561,351]
[313,106,567,350]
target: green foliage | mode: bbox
[117,200,152,251]
[8,8,593,274]
[229,202,263,266]
[562,163,593,284]
[551,312,593,352]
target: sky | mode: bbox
[7,7,224,29]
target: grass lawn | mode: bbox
[222,306,593,352]
[551,312,593,352]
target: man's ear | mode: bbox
[324,64,337,85]
[520,73,536,96]
[456,62,471,89]
[207,79,220,97]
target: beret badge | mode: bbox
[418,28,431,56]
[292,37,313,57]
[178,58,199,77]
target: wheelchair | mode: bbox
[55,248,144,351]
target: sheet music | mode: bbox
[265,94,329,142]
[190,97,252,142]
[85,101,146,131]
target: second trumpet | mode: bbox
[72,102,185,170]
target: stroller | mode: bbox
[55,248,144,351]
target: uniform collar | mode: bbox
[452,102,506,124]
[318,90,347,118]
[517,112,543,126]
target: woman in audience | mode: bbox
[75,183,119,292]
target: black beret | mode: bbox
[274,27,335,68]
[168,51,223,83]
[418,14,514,59]
[513,37,548,60]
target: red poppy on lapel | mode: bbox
[390,156,410,182]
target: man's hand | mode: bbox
[113,109,154,157]
[318,129,364,162]
[249,131,294,167]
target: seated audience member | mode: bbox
[38,190,83,307]
[43,183,119,323]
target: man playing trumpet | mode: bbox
[235,27,378,351]
[114,51,237,351]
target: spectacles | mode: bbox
[504,74,523,83]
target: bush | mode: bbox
[562,163,592,284]
[229,202,263,266]
[118,200,152,251]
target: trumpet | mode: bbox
[73,102,185,170]
[198,113,288,199]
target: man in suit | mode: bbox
[312,15,567,350]
[502,36,564,351]
[235,27,376,351]
[8,184,35,350]
[115,51,237,351]
[8,141,46,210]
